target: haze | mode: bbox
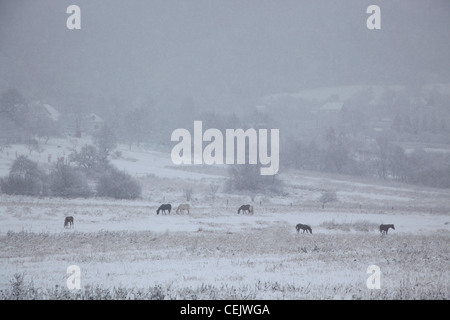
[1,0,450,111]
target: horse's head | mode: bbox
[391,224,395,230]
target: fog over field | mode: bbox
[0,1,449,301]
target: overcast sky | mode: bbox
[1,0,449,110]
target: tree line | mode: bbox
[0,132,141,199]
[281,129,450,189]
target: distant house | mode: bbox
[61,112,105,138]
[372,117,392,133]
[314,101,345,130]
[42,103,60,121]
[319,101,344,112]
[88,113,104,132]
[29,101,60,122]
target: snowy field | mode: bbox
[0,139,449,299]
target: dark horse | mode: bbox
[380,224,395,235]
[237,204,254,215]
[157,204,172,215]
[296,223,312,234]
[64,216,74,229]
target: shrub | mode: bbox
[0,175,42,196]
[226,164,283,196]
[9,272,27,300]
[0,155,46,196]
[69,145,102,170]
[96,167,141,199]
[49,162,93,198]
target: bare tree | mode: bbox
[184,187,193,202]
[93,124,117,165]
[319,191,337,209]
[209,183,219,200]
[26,138,39,155]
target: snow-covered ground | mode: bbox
[0,138,449,299]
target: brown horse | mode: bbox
[157,204,172,215]
[379,224,395,235]
[296,223,312,234]
[237,205,254,215]
[64,216,74,229]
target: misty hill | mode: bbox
[1,1,450,190]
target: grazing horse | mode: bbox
[64,216,74,229]
[237,204,254,215]
[296,223,312,234]
[157,204,172,215]
[380,224,395,235]
[176,204,190,214]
